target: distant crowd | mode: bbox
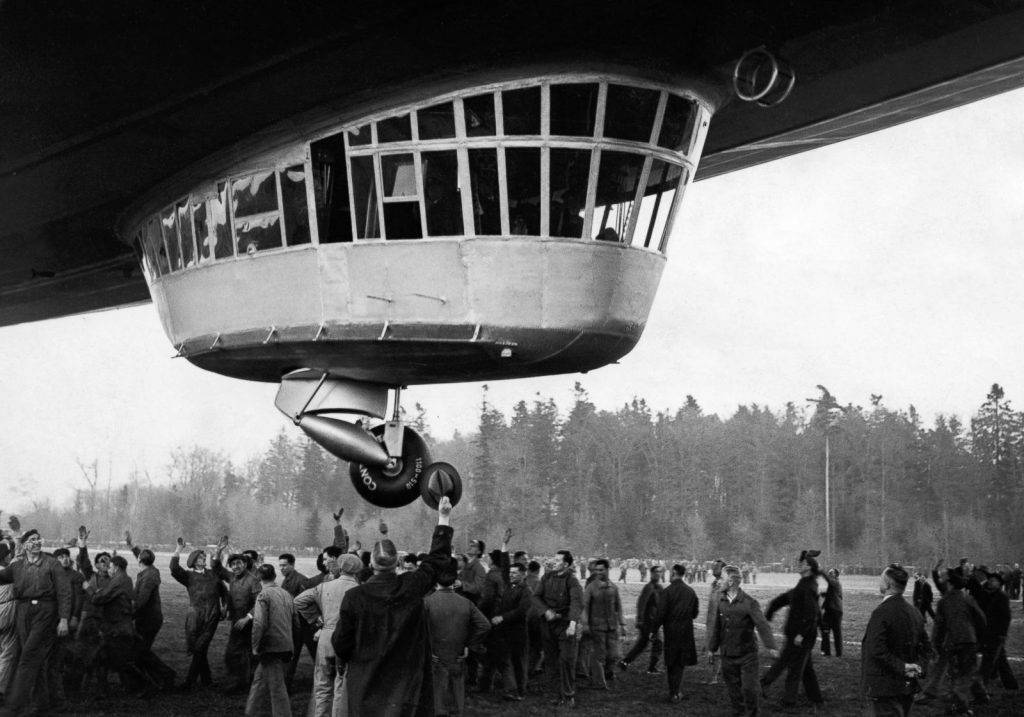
[0,506,1018,716]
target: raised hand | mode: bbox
[438,496,452,518]
[124,530,133,547]
[503,527,513,544]
[8,516,20,534]
[333,507,344,522]
[378,520,389,535]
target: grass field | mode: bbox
[56,560,1024,715]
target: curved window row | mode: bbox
[133,79,703,282]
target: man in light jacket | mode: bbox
[294,548,362,717]
[246,564,294,717]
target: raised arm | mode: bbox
[169,538,190,587]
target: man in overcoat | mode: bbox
[333,496,456,716]
[655,564,698,702]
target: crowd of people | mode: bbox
[0,505,1018,716]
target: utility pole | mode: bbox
[808,385,844,560]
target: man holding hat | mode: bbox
[333,496,458,715]
[295,548,362,717]
[762,549,824,707]
[170,537,227,690]
[212,538,263,695]
[861,563,931,716]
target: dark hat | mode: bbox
[798,549,821,573]
[227,553,251,569]
[186,549,205,569]
[21,529,39,543]
[371,539,398,571]
[947,565,967,589]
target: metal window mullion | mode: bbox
[540,83,550,136]
[651,91,668,146]
[594,83,608,140]
[414,152,428,237]
[303,148,321,246]
[227,179,240,256]
[644,163,668,249]
[456,146,475,235]
[625,156,653,246]
[658,167,689,255]
[497,145,510,235]
[540,145,550,236]
[373,153,386,239]
[343,134,363,241]
[494,91,504,136]
[582,147,600,239]
[185,199,198,266]
[274,171,287,247]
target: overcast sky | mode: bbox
[3,87,1024,510]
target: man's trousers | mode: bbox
[761,637,822,704]
[585,629,619,689]
[6,601,58,715]
[622,626,662,670]
[245,653,292,717]
[820,610,843,656]
[225,623,254,692]
[540,622,578,698]
[430,655,467,716]
[722,653,761,716]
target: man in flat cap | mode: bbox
[333,496,457,715]
[170,537,227,690]
[212,540,263,695]
[295,548,362,717]
[761,550,824,707]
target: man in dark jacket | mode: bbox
[820,567,843,657]
[333,496,456,716]
[478,531,512,693]
[0,528,72,716]
[861,564,931,716]
[619,564,664,673]
[974,570,1018,698]
[532,549,584,707]
[212,544,262,695]
[124,534,176,691]
[762,550,824,707]
[709,564,777,716]
[933,565,987,714]
[423,558,490,715]
[912,573,936,623]
[490,561,533,701]
[655,564,699,703]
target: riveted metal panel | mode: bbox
[159,248,320,343]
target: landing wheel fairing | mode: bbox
[349,424,430,508]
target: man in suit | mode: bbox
[861,563,931,716]
[619,565,664,673]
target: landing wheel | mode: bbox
[419,462,463,509]
[349,425,431,508]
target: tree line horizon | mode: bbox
[18,382,1024,566]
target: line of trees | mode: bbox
[18,384,1024,565]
